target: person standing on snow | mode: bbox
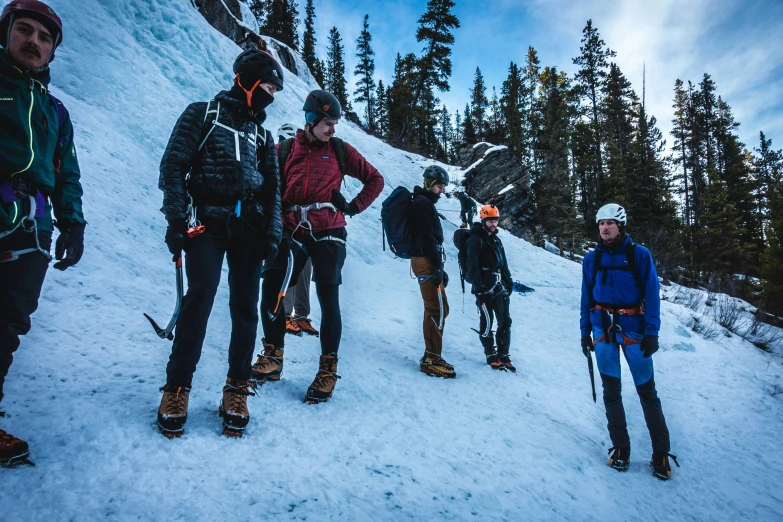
[410,166,455,378]
[253,89,383,403]
[156,49,283,438]
[580,203,678,479]
[276,123,318,338]
[466,205,515,372]
[0,0,86,466]
[457,190,476,228]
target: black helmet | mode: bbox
[233,49,284,91]
[423,165,449,186]
[303,90,342,121]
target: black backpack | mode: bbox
[453,228,484,292]
[381,186,416,259]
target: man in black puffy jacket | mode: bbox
[155,49,283,438]
[466,205,515,372]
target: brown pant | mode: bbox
[411,256,449,358]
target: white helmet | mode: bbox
[276,122,297,142]
[596,203,627,225]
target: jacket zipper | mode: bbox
[11,79,36,177]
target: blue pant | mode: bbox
[592,327,670,455]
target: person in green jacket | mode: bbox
[0,0,86,467]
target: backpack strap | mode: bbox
[47,93,70,173]
[198,99,219,152]
[330,137,347,179]
[589,242,643,307]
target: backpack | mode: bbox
[381,186,416,259]
[48,93,70,173]
[589,242,644,305]
[453,228,484,292]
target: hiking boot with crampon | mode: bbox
[650,452,679,480]
[285,315,303,336]
[305,354,341,404]
[499,354,516,373]
[0,413,33,467]
[486,352,505,371]
[294,317,320,337]
[251,340,284,383]
[157,385,191,438]
[420,355,456,379]
[608,446,630,472]
[219,378,257,437]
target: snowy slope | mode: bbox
[2,1,783,520]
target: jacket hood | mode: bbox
[596,233,632,253]
[0,49,51,86]
[217,89,266,124]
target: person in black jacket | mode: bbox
[155,49,283,438]
[456,190,476,228]
[467,205,515,372]
[409,165,455,378]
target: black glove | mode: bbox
[331,190,359,217]
[641,335,659,358]
[581,335,593,357]
[258,237,279,261]
[430,268,447,288]
[53,221,85,271]
[165,219,188,262]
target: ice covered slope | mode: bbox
[2,0,782,520]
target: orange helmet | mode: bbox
[479,205,500,219]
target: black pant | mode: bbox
[461,209,475,225]
[165,219,263,387]
[477,291,512,355]
[0,230,52,402]
[601,373,671,455]
[261,228,346,355]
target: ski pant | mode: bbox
[460,209,475,226]
[282,257,312,319]
[165,219,264,388]
[594,329,670,455]
[0,229,52,402]
[411,256,449,359]
[261,228,346,355]
[477,291,512,355]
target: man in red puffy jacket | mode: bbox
[253,90,384,404]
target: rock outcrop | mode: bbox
[456,143,532,239]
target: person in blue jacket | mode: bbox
[580,203,677,480]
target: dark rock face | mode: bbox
[192,0,246,44]
[456,143,532,238]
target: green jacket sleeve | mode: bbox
[51,109,86,227]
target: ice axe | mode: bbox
[144,256,184,341]
[267,249,295,320]
[586,350,597,403]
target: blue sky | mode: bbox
[306,0,783,153]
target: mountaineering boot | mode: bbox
[304,354,341,404]
[650,452,679,480]
[294,317,320,337]
[485,351,505,371]
[608,446,630,472]
[499,354,516,373]
[251,340,284,382]
[157,385,191,438]
[0,413,33,467]
[420,353,456,379]
[219,378,257,437]
[460,223,469,229]
[285,315,303,336]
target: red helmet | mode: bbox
[479,204,500,219]
[0,0,63,54]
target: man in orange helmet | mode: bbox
[466,205,515,372]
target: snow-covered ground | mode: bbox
[2,1,783,520]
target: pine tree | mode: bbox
[301,0,317,77]
[462,102,477,144]
[470,67,488,141]
[326,27,351,111]
[452,108,462,161]
[313,58,326,87]
[259,0,300,50]
[754,132,783,229]
[353,14,376,131]
[414,0,460,99]
[761,172,783,313]
[486,87,503,144]
[671,79,692,249]
[387,53,418,149]
[524,47,542,209]
[248,0,265,28]
[599,62,636,205]
[572,20,616,220]
[435,104,453,161]
[375,80,388,138]
[500,62,524,158]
